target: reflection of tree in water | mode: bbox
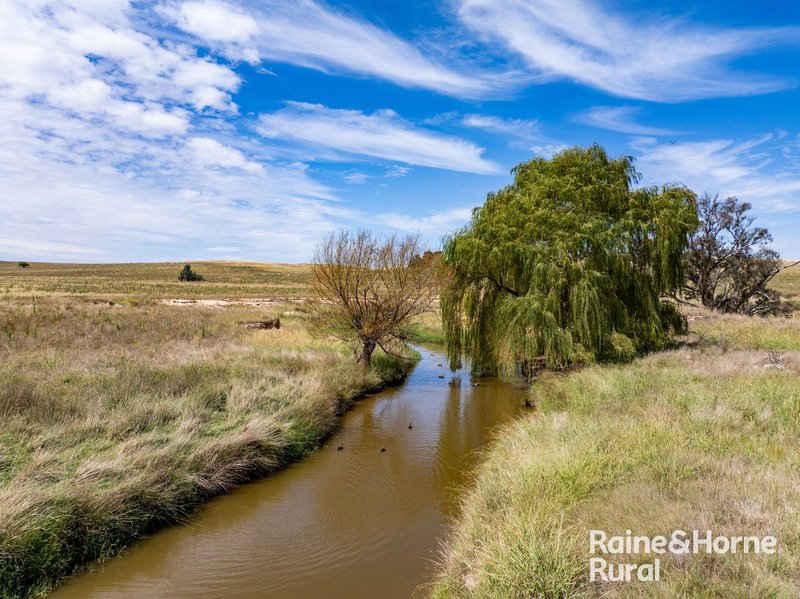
[436,373,526,518]
[51,350,527,599]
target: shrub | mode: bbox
[178,264,204,282]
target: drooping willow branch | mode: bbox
[442,145,699,375]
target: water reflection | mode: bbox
[51,346,526,599]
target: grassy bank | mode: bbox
[433,308,800,598]
[0,264,414,598]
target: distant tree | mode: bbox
[17,262,30,268]
[685,194,788,316]
[410,250,442,268]
[311,230,440,367]
[178,264,204,282]
[442,145,698,376]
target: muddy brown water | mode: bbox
[51,346,528,599]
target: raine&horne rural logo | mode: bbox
[589,529,778,582]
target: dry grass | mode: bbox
[433,309,800,598]
[773,261,800,309]
[0,268,413,597]
[0,261,312,299]
[688,306,800,351]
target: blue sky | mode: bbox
[2,0,799,262]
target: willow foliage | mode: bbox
[442,145,698,375]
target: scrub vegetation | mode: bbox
[434,305,800,598]
[0,263,417,598]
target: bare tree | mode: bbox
[685,194,788,316]
[311,230,440,367]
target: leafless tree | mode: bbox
[685,194,789,316]
[310,230,440,366]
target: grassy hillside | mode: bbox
[0,264,416,598]
[773,261,800,308]
[0,261,312,299]
[433,309,800,598]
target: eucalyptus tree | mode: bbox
[442,145,698,376]
[685,194,789,316]
[311,230,439,367]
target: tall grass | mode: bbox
[433,310,800,598]
[0,296,410,598]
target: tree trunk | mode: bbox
[358,340,376,368]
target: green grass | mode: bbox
[407,308,447,344]
[433,310,800,598]
[0,278,415,597]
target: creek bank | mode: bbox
[432,312,800,598]
[0,295,415,599]
[49,345,528,599]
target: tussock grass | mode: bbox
[433,310,800,598]
[0,295,409,598]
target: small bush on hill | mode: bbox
[178,264,204,282]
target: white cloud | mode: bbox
[376,207,474,235]
[172,1,258,44]
[633,135,800,213]
[634,134,800,257]
[0,0,508,262]
[170,0,509,98]
[575,106,676,136]
[461,114,539,140]
[457,0,797,101]
[187,137,263,172]
[343,171,369,185]
[384,165,411,178]
[530,143,570,158]
[0,0,344,262]
[257,102,501,174]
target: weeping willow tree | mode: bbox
[442,145,698,375]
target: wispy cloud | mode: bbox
[384,165,411,178]
[633,134,800,256]
[342,170,369,185]
[461,113,539,141]
[575,106,677,135]
[457,0,798,101]
[257,102,501,174]
[168,0,509,98]
[376,207,474,235]
[632,134,800,213]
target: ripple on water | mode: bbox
[49,347,526,599]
